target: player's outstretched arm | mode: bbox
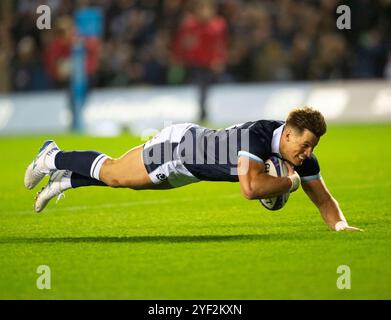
[301,178,363,232]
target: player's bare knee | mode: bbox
[100,159,122,187]
[104,177,120,188]
[105,174,131,188]
[103,174,127,188]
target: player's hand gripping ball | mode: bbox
[260,156,290,211]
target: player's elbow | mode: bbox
[242,188,271,200]
[241,185,266,200]
[240,179,270,200]
[242,189,257,200]
[240,182,254,200]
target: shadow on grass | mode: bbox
[0,234,291,244]
[0,230,368,244]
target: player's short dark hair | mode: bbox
[286,107,327,138]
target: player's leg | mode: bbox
[28,123,199,211]
[24,139,111,189]
[30,142,173,212]
[53,144,161,189]
[98,145,155,189]
[24,140,155,188]
[98,123,200,190]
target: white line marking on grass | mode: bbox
[10,193,242,215]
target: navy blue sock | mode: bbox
[54,151,109,180]
[70,172,107,188]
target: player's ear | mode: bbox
[284,127,292,142]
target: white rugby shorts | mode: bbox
[142,123,200,187]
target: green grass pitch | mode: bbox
[0,124,390,299]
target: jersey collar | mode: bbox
[271,124,284,157]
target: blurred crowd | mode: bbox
[0,0,390,92]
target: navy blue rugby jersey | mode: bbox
[179,120,321,182]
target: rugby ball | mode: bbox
[260,156,290,211]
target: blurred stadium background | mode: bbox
[1,0,391,300]
[0,0,390,135]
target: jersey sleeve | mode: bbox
[237,128,270,163]
[295,154,321,182]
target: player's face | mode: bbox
[281,128,319,166]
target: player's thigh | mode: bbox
[102,145,153,188]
